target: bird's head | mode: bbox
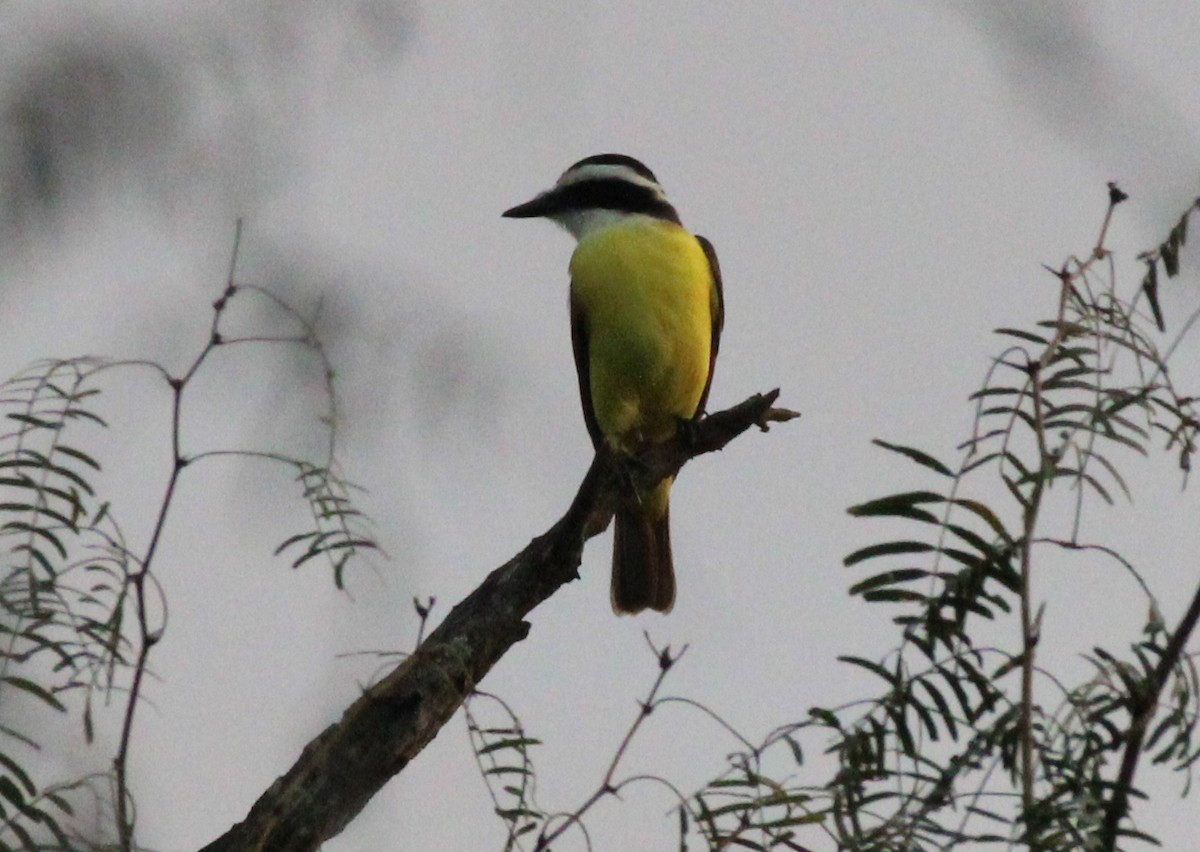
[503,153,680,240]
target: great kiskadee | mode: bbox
[503,154,724,614]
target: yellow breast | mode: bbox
[569,218,715,453]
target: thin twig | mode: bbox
[536,635,686,849]
[1015,189,1127,824]
[114,220,246,850]
[197,387,794,852]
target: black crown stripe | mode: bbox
[567,154,659,185]
[555,178,679,222]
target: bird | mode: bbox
[503,154,724,614]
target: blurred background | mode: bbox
[2,1,1200,848]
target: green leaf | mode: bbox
[46,461,96,495]
[2,676,66,712]
[936,665,976,723]
[0,752,36,797]
[83,695,95,744]
[757,812,825,828]
[989,651,1025,681]
[958,659,999,715]
[55,444,102,471]
[273,530,321,556]
[1174,207,1190,246]
[847,567,931,594]
[995,328,1048,345]
[950,499,1011,543]
[43,788,74,816]
[2,522,68,559]
[782,733,804,766]
[1078,470,1115,505]
[936,546,987,571]
[495,806,542,820]
[477,737,542,756]
[861,589,927,604]
[1162,238,1180,276]
[838,656,899,688]
[872,439,954,476]
[482,766,532,777]
[941,522,993,557]
[5,412,57,429]
[6,811,37,847]
[844,542,934,567]
[807,707,841,729]
[1086,451,1132,501]
[322,538,376,553]
[1142,260,1165,332]
[0,774,28,813]
[1145,710,1178,754]
[883,698,917,756]
[907,685,939,741]
[917,677,957,740]
[847,491,944,523]
[1001,474,1030,511]
[63,407,108,427]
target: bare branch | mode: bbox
[195,390,796,852]
[1100,580,1200,850]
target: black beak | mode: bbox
[502,191,556,219]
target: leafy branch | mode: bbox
[821,187,1200,850]
[0,223,379,850]
[197,389,798,852]
[470,641,828,851]
[465,689,545,851]
[463,186,1200,851]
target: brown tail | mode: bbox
[610,482,675,615]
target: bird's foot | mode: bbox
[675,415,702,453]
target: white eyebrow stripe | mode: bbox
[556,163,665,194]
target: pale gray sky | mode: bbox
[3,2,1200,849]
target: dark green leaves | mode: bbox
[0,359,117,848]
[1142,259,1164,332]
[871,440,954,477]
[275,463,380,589]
[826,194,1200,850]
[848,491,944,524]
[464,691,546,849]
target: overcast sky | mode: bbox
[3,2,1200,850]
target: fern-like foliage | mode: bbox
[794,191,1200,850]
[0,262,380,849]
[0,358,126,849]
[274,461,377,590]
[687,743,823,850]
[465,690,545,850]
[468,191,1200,852]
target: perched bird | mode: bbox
[504,154,724,614]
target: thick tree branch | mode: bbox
[1100,579,1200,851]
[197,389,797,852]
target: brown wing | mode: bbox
[570,288,604,450]
[694,234,725,416]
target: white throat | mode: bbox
[552,208,650,242]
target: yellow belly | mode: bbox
[570,219,715,454]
